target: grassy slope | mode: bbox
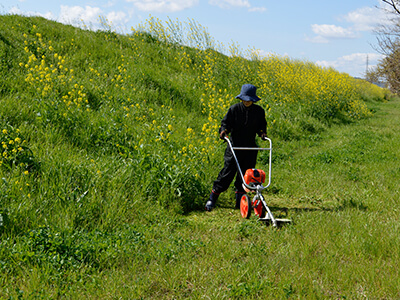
[1,14,399,299]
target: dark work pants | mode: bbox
[212,146,258,194]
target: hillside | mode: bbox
[0,14,398,298]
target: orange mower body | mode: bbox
[243,168,266,193]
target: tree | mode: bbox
[372,1,400,92]
[382,0,400,14]
[377,49,400,92]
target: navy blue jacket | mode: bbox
[219,102,267,147]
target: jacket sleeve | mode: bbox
[257,108,267,136]
[219,107,234,134]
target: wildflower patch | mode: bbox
[0,125,37,172]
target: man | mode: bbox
[205,84,267,211]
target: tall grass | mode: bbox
[0,13,397,298]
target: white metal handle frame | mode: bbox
[224,136,272,192]
[253,193,279,226]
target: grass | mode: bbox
[0,13,399,299]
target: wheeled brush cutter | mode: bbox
[225,136,291,227]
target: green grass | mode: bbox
[0,14,399,299]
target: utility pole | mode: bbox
[365,54,370,82]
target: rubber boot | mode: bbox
[205,190,219,212]
[235,192,246,209]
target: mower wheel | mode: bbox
[240,194,251,219]
[253,196,266,218]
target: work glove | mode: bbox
[220,130,228,140]
[260,132,268,140]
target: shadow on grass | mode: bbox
[211,197,368,227]
[217,196,368,214]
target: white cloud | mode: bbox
[104,1,118,9]
[316,53,384,77]
[209,0,250,9]
[9,6,55,20]
[209,0,266,12]
[307,5,393,44]
[59,5,102,26]
[311,24,357,39]
[125,0,199,13]
[252,50,289,58]
[304,35,329,44]
[9,5,128,31]
[342,6,393,32]
[57,5,129,31]
[249,6,267,13]
[106,11,129,25]
[306,24,356,43]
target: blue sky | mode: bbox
[1,0,394,77]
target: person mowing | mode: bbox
[205,84,267,212]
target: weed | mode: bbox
[0,124,38,172]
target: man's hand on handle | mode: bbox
[260,132,268,141]
[220,129,228,140]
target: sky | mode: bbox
[1,0,395,77]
